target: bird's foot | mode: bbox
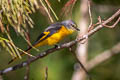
[54,44,60,48]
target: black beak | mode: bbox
[75,27,80,31]
[72,26,80,31]
[71,24,80,31]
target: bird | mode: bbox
[8,20,80,64]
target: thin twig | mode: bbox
[45,67,48,80]
[0,9,120,75]
[88,0,93,31]
[87,42,120,70]
[40,0,54,23]
[103,17,120,28]
[0,9,3,13]
[24,32,30,80]
[60,0,77,18]
[69,47,92,80]
[24,66,30,80]
[45,0,59,21]
[0,75,3,80]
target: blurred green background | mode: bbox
[0,0,120,80]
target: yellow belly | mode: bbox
[47,26,73,45]
[47,33,63,45]
[34,39,48,47]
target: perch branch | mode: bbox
[0,9,120,75]
[87,42,120,70]
[24,32,30,80]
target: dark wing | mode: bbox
[32,22,63,46]
[44,22,62,31]
[34,33,46,43]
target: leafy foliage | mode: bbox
[0,0,41,59]
[0,0,61,59]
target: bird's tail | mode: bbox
[8,47,32,64]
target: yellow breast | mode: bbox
[47,26,73,45]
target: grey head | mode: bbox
[61,20,80,31]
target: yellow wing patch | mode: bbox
[33,31,50,47]
[40,32,50,40]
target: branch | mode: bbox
[45,67,48,80]
[0,75,3,80]
[24,32,30,80]
[0,9,120,75]
[87,42,120,70]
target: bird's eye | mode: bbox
[71,24,75,27]
[71,24,76,28]
[71,24,80,31]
